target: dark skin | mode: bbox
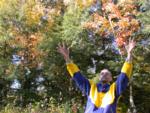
[57,39,136,84]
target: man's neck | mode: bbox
[101,81,109,85]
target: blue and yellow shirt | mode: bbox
[67,62,133,113]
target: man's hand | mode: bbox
[125,38,136,62]
[125,38,136,54]
[57,43,71,63]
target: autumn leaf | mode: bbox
[84,0,140,52]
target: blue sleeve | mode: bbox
[115,73,129,97]
[115,62,133,97]
[67,63,91,96]
[73,72,91,96]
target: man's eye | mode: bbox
[101,72,104,75]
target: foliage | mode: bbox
[83,0,141,54]
[0,0,149,113]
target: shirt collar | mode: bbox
[97,82,110,92]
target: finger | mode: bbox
[62,42,65,48]
[56,46,58,49]
[67,46,70,51]
[123,42,126,47]
[131,37,136,43]
[134,40,136,44]
[129,37,132,43]
[124,43,129,51]
[132,37,135,41]
[123,42,127,47]
[123,41,127,45]
[133,40,136,46]
[133,40,136,45]
[56,46,60,50]
[58,42,62,48]
[57,44,62,51]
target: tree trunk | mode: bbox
[127,83,137,113]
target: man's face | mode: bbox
[99,69,112,83]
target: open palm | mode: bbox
[57,43,70,62]
[125,39,136,54]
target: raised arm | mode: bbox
[115,39,136,97]
[57,43,91,96]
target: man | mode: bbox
[57,39,136,113]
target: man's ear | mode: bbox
[108,75,113,82]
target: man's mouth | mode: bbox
[101,76,107,81]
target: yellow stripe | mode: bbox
[67,63,80,77]
[89,81,105,107]
[101,83,116,108]
[121,62,133,78]
[89,81,116,108]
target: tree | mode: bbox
[0,0,149,113]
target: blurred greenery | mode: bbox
[0,0,149,113]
